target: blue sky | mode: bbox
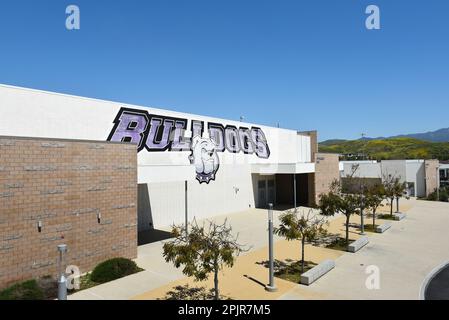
[0,0,448,141]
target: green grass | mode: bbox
[326,237,355,252]
[0,280,44,300]
[1,258,144,300]
[66,272,100,293]
[274,260,318,284]
[69,259,144,294]
[361,224,378,233]
[378,214,397,221]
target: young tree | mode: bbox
[162,219,246,300]
[365,184,385,227]
[274,209,328,273]
[383,174,395,216]
[393,180,408,213]
[343,164,368,233]
[318,180,360,246]
[383,174,404,216]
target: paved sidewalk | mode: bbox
[280,198,449,300]
[69,207,301,300]
[70,199,449,300]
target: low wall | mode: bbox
[0,136,137,289]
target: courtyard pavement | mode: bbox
[69,198,449,300]
[280,198,449,300]
[69,206,292,300]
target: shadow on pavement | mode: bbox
[138,229,174,246]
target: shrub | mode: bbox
[90,257,141,284]
[427,188,449,202]
[0,280,44,300]
[439,188,449,202]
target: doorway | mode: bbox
[257,177,276,208]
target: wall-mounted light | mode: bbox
[97,212,101,224]
[37,221,42,233]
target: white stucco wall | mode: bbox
[340,160,427,197]
[0,84,314,229]
[342,161,382,178]
[405,160,425,197]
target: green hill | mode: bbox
[318,137,449,160]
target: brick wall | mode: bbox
[312,153,340,206]
[425,159,439,197]
[0,136,137,289]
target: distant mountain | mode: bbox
[318,137,449,161]
[391,128,449,143]
[319,139,348,146]
[320,128,449,145]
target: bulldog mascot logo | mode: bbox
[189,135,220,184]
[108,108,271,185]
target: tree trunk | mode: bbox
[373,208,376,228]
[396,197,400,213]
[214,264,219,300]
[345,215,350,246]
[301,239,305,273]
[390,198,394,216]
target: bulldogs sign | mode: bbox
[107,108,270,184]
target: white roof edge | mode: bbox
[0,83,300,133]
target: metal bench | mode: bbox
[347,236,369,253]
[300,259,335,286]
[376,222,392,233]
[393,213,406,221]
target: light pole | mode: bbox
[265,203,277,292]
[57,244,67,300]
[360,191,364,236]
[185,180,188,235]
[437,166,440,201]
[293,174,297,213]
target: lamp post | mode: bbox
[57,244,67,300]
[265,203,277,292]
[293,174,297,213]
[360,196,365,235]
[185,180,188,235]
[437,166,440,201]
[360,184,365,235]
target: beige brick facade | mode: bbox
[0,136,137,289]
[310,153,340,206]
[425,159,439,197]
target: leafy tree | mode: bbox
[383,174,408,216]
[393,180,408,213]
[274,209,328,273]
[383,174,400,216]
[365,184,385,227]
[318,180,360,245]
[162,219,246,300]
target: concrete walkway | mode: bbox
[70,199,449,300]
[69,207,299,300]
[280,198,449,300]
